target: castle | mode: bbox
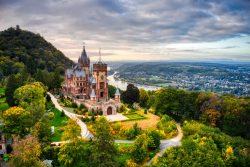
[62,45,120,115]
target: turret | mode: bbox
[90,89,96,105]
[115,86,120,103]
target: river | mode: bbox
[107,73,159,91]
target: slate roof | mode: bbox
[81,47,88,64]
[75,70,86,77]
[90,89,96,97]
[115,87,120,95]
[92,78,96,84]
[66,69,74,78]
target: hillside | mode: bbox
[0,27,75,77]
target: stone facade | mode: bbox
[63,45,120,115]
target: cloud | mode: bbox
[0,0,249,61]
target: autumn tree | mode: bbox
[58,119,88,166]
[5,74,19,106]
[31,115,53,147]
[121,84,139,106]
[14,82,47,124]
[89,116,118,167]
[3,107,31,138]
[139,88,149,107]
[10,134,42,167]
[130,133,149,164]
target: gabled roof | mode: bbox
[75,70,86,77]
[66,69,74,78]
[90,89,96,97]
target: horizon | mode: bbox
[0,0,250,63]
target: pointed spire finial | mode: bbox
[99,48,102,63]
[83,42,85,49]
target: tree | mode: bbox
[14,82,47,124]
[154,88,179,116]
[108,85,116,98]
[139,88,149,107]
[61,119,81,141]
[19,65,30,86]
[34,69,45,84]
[58,119,88,166]
[10,134,42,167]
[3,107,31,138]
[121,84,139,105]
[89,116,118,167]
[53,67,61,90]
[5,74,19,106]
[31,116,53,147]
[27,56,37,76]
[147,128,161,150]
[130,134,149,164]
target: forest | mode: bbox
[0,27,74,80]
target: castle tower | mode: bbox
[90,89,96,105]
[92,48,108,99]
[115,86,120,103]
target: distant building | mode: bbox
[63,45,120,115]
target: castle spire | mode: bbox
[98,48,102,63]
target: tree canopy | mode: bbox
[121,84,140,105]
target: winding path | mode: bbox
[49,93,182,163]
[48,92,94,139]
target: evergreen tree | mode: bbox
[5,75,19,106]
[19,66,29,86]
[53,68,61,90]
[27,57,37,76]
[34,69,45,84]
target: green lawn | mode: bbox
[50,108,70,142]
[124,113,144,119]
[62,106,75,113]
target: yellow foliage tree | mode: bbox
[3,106,31,138]
[10,134,42,167]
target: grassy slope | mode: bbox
[50,108,70,142]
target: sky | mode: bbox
[0,0,250,63]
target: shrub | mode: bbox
[129,109,135,113]
[126,128,135,140]
[99,110,103,115]
[47,112,54,120]
[91,113,95,122]
[147,128,161,150]
[71,102,77,108]
[132,102,140,111]
[144,109,147,114]
[133,122,140,137]
[61,110,65,117]
[79,103,86,110]
[120,105,125,112]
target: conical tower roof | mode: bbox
[81,45,88,64]
[90,89,96,97]
[115,86,120,95]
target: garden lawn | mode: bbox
[50,108,70,142]
[124,113,144,119]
